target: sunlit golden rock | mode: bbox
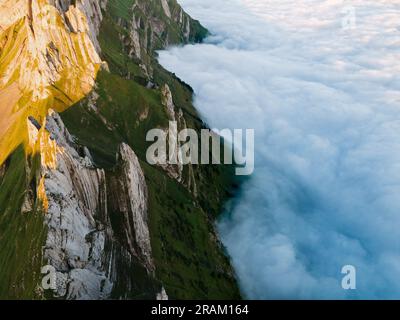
[0,0,102,166]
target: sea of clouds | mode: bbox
[159,0,400,299]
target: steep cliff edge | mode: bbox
[0,0,104,166]
[35,111,161,299]
[0,0,240,300]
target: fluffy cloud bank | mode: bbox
[159,0,400,299]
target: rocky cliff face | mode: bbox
[0,0,102,166]
[124,0,206,77]
[28,110,160,299]
[0,0,240,300]
[40,111,114,299]
[49,0,108,51]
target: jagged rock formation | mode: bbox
[0,0,240,300]
[107,143,154,273]
[158,84,184,181]
[30,110,160,299]
[49,0,108,52]
[40,111,113,299]
[0,0,103,166]
[124,0,206,77]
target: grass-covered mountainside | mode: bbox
[0,0,240,299]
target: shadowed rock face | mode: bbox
[107,143,154,273]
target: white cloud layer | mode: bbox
[159,0,400,299]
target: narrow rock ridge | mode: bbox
[159,84,184,182]
[107,143,155,274]
[36,111,112,298]
[122,0,207,78]
[161,0,172,19]
[28,110,159,299]
[0,0,240,301]
[160,84,197,194]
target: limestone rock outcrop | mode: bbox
[28,110,158,299]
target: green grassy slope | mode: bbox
[0,0,240,299]
[61,0,240,299]
[0,147,46,299]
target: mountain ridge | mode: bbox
[0,0,240,300]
